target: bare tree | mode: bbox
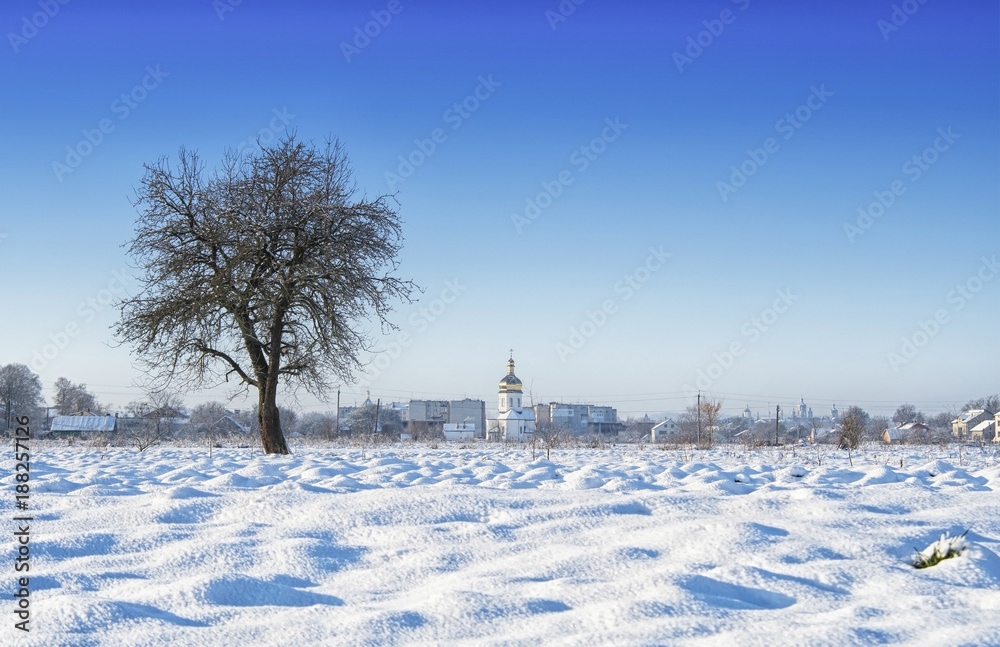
[116,136,415,454]
[838,405,868,466]
[0,364,44,430]
[535,420,569,459]
[699,397,723,448]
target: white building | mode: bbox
[495,356,534,442]
[651,418,680,443]
[970,419,996,442]
[443,423,476,442]
[953,409,994,439]
[408,399,487,438]
[794,398,813,420]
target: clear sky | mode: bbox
[1,0,997,419]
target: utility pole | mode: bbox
[333,387,340,442]
[775,404,780,445]
[697,391,702,446]
[374,398,381,435]
[45,406,58,432]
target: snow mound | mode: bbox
[156,486,216,499]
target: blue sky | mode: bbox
[1,0,997,418]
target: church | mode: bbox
[494,354,535,442]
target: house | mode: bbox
[443,423,476,442]
[49,415,117,437]
[882,422,931,444]
[142,405,186,421]
[952,409,994,439]
[882,428,906,444]
[651,418,680,443]
[628,415,655,439]
[970,419,996,442]
[210,414,249,435]
[813,427,840,444]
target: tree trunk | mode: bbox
[258,378,289,454]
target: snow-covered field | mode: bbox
[9,442,1000,646]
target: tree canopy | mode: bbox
[53,377,102,416]
[0,364,44,429]
[116,136,415,453]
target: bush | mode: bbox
[913,530,969,569]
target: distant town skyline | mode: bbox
[2,0,997,419]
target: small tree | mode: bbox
[116,136,415,454]
[839,405,868,466]
[536,420,569,459]
[699,397,723,448]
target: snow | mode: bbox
[10,443,1000,645]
